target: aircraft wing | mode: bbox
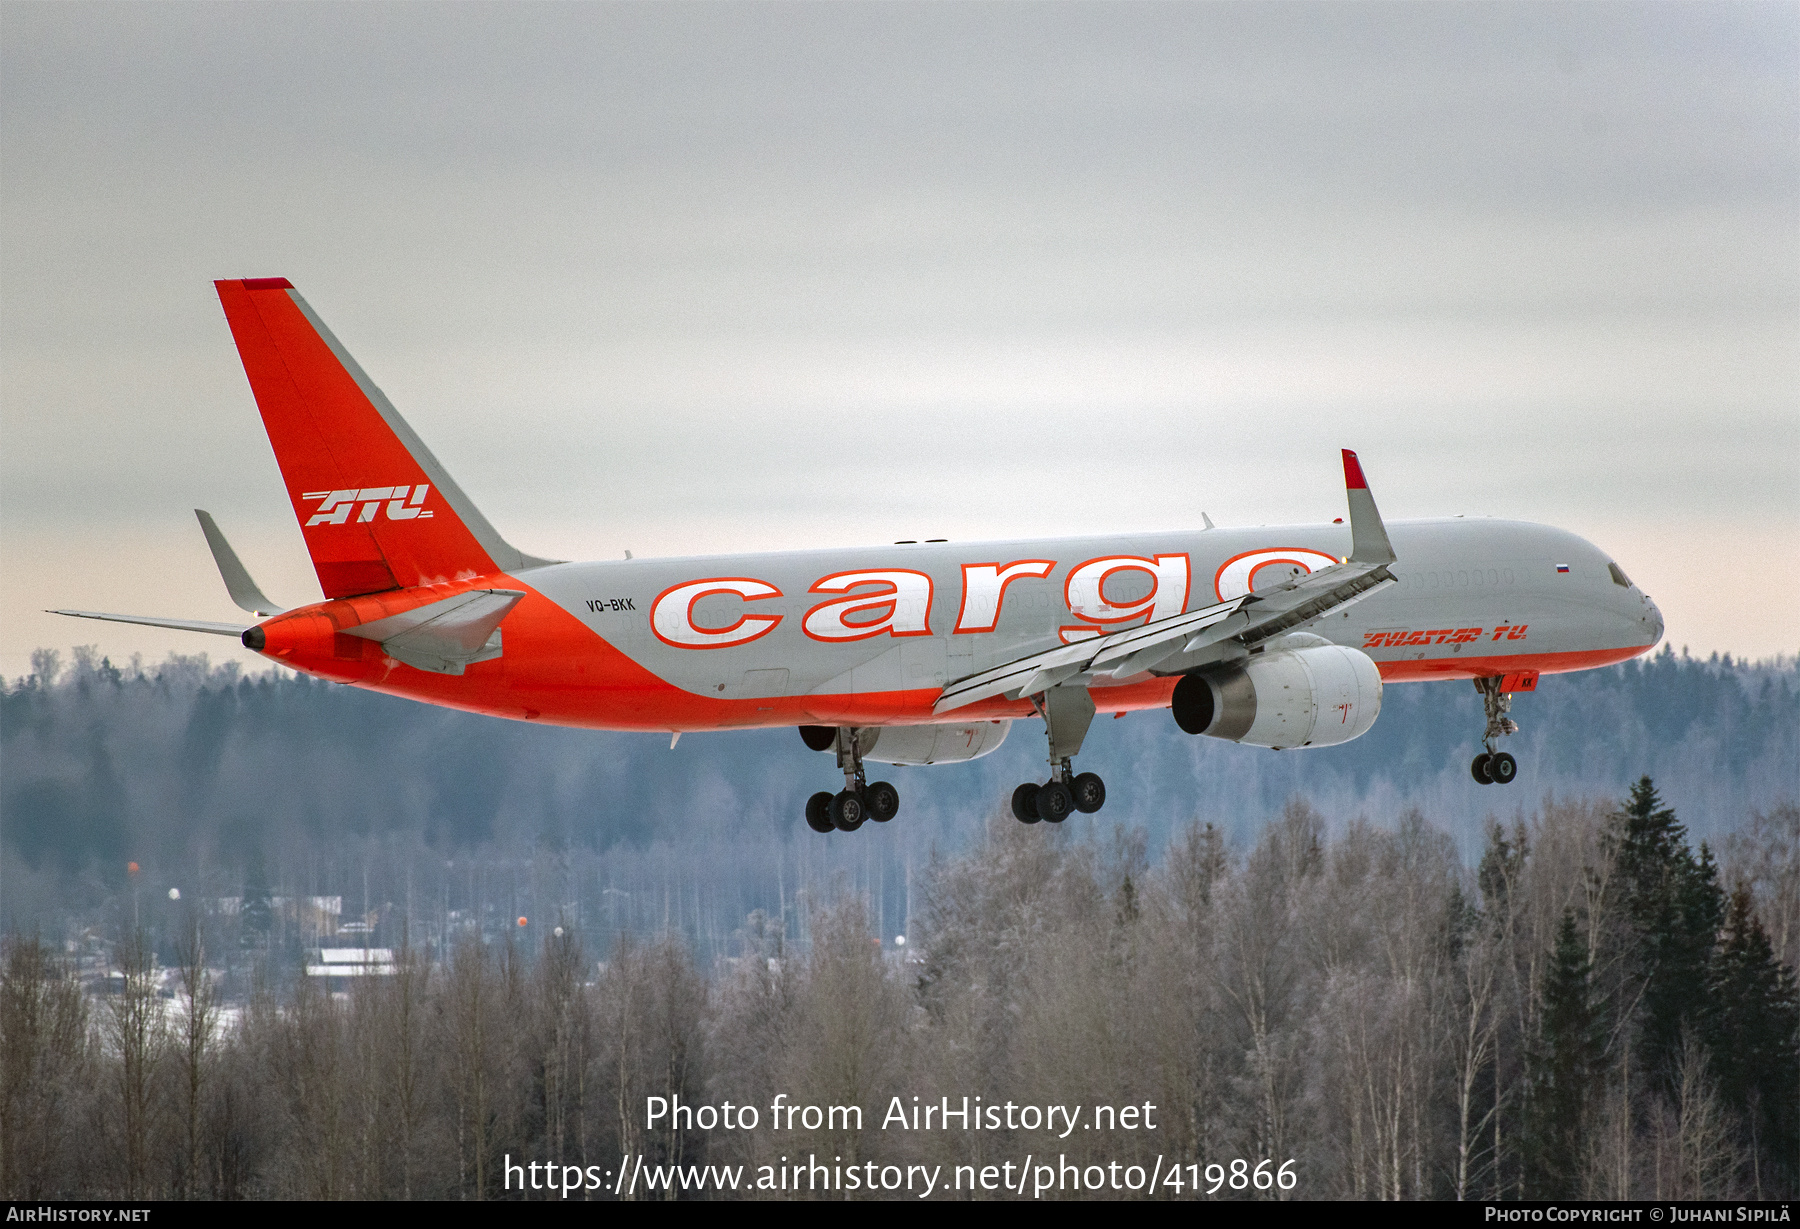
[934,596,1250,713]
[47,610,250,638]
[931,560,1394,714]
[1206,557,1397,650]
[934,449,1399,714]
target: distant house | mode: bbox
[305,948,396,981]
[222,895,346,942]
[281,896,344,938]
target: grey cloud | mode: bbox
[4,3,1792,202]
[1,1,1794,667]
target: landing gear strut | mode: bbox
[1011,687,1106,825]
[803,727,900,834]
[1470,677,1520,786]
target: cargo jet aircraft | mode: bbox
[53,279,1666,832]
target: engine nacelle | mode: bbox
[800,720,1013,765]
[1171,644,1382,749]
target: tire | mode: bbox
[1037,780,1074,823]
[805,791,835,833]
[1470,754,1493,785]
[1071,772,1106,814]
[830,789,866,831]
[865,781,900,822]
[1489,752,1518,785]
[1011,782,1041,824]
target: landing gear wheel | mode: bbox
[1470,754,1493,785]
[865,781,899,822]
[805,791,835,833]
[1071,772,1106,814]
[1489,751,1518,785]
[829,789,866,832]
[1037,780,1074,824]
[1011,783,1041,824]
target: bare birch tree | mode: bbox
[104,928,165,1198]
[1,936,89,1197]
[173,919,217,1198]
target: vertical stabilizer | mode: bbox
[214,278,556,598]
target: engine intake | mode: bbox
[1172,644,1382,749]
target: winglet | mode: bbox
[1341,450,1396,564]
[195,510,288,616]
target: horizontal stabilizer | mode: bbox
[344,588,525,675]
[195,510,287,616]
[47,609,249,638]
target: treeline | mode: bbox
[1,643,1794,944]
[3,784,1795,1200]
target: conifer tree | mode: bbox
[1608,777,1725,1095]
[1710,888,1800,1195]
[1526,909,1604,1198]
[240,854,273,949]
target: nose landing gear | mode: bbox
[1470,676,1521,785]
[1010,687,1107,825]
[801,726,900,834]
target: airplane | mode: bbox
[52,278,1666,833]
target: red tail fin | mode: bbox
[215,279,553,597]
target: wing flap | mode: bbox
[934,595,1250,713]
[932,639,1100,713]
[1086,596,1248,672]
[1222,561,1396,645]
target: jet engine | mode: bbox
[800,720,1012,765]
[1171,644,1382,749]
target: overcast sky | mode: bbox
[3,1,1795,678]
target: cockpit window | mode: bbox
[1608,562,1632,588]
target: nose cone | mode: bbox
[1645,593,1664,647]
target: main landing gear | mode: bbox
[1469,676,1520,786]
[803,727,900,834]
[1010,686,1107,825]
